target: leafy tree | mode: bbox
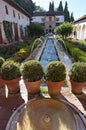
[35,6,45,12]
[57,1,63,12]
[54,22,73,38]
[28,23,44,38]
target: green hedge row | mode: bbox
[65,40,86,62]
[67,39,86,52]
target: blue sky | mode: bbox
[33,0,86,20]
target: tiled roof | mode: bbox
[33,11,64,16]
[74,15,86,23]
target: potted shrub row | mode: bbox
[1,59,86,96]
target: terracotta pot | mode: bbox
[70,80,85,94]
[4,78,20,94]
[0,77,4,88]
[46,80,65,96]
[24,79,41,94]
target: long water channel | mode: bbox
[40,38,59,68]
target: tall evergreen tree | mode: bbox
[49,1,54,11]
[70,12,74,22]
[52,1,54,11]
[49,2,52,11]
[57,1,63,12]
[64,1,70,22]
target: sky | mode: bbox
[33,0,86,20]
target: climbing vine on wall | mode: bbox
[3,21,13,42]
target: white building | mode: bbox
[0,0,31,44]
[31,11,64,33]
[73,15,86,40]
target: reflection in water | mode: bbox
[16,99,76,130]
[40,38,59,68]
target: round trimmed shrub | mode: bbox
[44,61,66,82]
[21,60,44,82]
[68,62,86,82]
[1,60,21,80]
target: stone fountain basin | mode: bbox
[6,98,86,130]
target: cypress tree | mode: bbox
[49,2,52,11]
[64,1,70,22]
[57,1,63,12]
[52,1,54,11]
[70,12,74,22]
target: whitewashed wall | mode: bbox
[32,16,44,23]
[55,16,64,23]
[73,19,86,40]
[0,0,30,43]
[32,15,64,24]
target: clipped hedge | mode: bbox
[65,40,86,62]
[67,39,86,51]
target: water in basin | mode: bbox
[16,98,76,130]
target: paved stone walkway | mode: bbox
[0,92,24,130]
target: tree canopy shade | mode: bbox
[54,22,73,38]
[14,0,35,15]
[35,6,45,12]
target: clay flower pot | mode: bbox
[4,78,20,94]
[46,80,65,96]
[0,77,4,88]
[24,79,42,94]
[70,80,85,94]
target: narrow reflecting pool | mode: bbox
[40,38,59,68]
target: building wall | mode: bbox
[0,0,30,43]
[32,15,64,33]
[73,19,86,40]
[32,16,44,23]
[55,15,64,23]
